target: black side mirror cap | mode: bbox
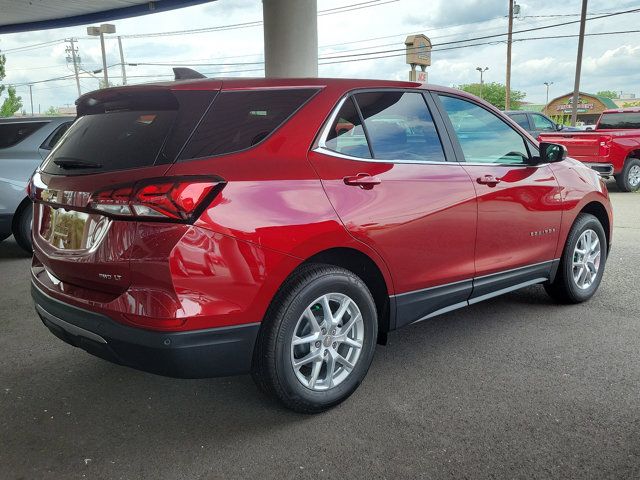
[556,123,564,131]
[538,142,567,164]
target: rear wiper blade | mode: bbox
[53,158,102,169]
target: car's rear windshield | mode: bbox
[0,122,47,149]
[42,110,176,175]
[598,112,640,129]
[41,89,216,175]
[179,88,319,161]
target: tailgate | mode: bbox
[31,84,219,294]
[538,132,602,160]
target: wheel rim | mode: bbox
[628,165,640,187]
[572,229,601,290]
[290,293,364,391]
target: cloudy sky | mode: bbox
[1,0,639,112]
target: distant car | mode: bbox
[505,110,580,137]
[540,107,640,191]
[0,116,74,252]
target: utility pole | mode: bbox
[571,0,588,127]
[117,36,127,85]
[28,84,33,116]
[544,81,553,115]
[505,0,514,110]
[65,38,82,97]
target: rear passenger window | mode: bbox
[180,89,318,160]
[0,122,47,149]
[354,92,445,162]
[324,97,372,159]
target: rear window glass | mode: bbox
[324,97,372,158]
[598,112,640,129]
[179,88,318,160]
[0,122,47,148]
[43,111,176,175]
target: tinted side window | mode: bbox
[532,114,556,131]
[41,122,73,150]
[598,112,640,129]
[509,113,530,129]
[180,88,318,160]
[354,92,445,162]
[324,97,371,159]
[0,122,47,149]
[438,95,529,164]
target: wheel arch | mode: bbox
[579,201,611,253]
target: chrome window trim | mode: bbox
[315,91,452,166]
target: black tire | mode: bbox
[614,158,640,192]
[252,263,378,413]
[544,213,607,304]
[12,201,33,254]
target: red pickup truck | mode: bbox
[539,107,640,192]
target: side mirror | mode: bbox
[529,142,567,165]
[540,142,567,163]
[556,123,564,131]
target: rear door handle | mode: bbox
[476,175,501,186]
[343,173,381,190]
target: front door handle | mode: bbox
[343,173,381,190]
[476,175,501,186]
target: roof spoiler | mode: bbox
[173,67,206,80]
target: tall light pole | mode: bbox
[544,81,553,115]
[87,24,116,88]
[476,66,489,99]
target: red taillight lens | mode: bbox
[89,177,223,222]
[598,136,612,157]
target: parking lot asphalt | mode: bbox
[1,183,639,480]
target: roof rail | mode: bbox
[173,67,206,80]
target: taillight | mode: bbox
[598,136,612,157]
[89,176,224,222]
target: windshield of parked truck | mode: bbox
[598,112,640,129]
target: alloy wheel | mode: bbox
[290,293,364,391]
[572,229,601,290]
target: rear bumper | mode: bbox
[32,282,260,379]
[582,162,615,176]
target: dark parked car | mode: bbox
[30,78,612,412]
[0,116,74,252]
[505,110,580,138]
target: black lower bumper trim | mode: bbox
[31,282,260,379]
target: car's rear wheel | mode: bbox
[614,158,640,192]
[252,264,377,413]
[12,201,33,254]
[544,213,606,303]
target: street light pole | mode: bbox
[87,24,116,88]
[476,67,489,99]
[544,81,553,115]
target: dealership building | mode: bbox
[544,92,618,125]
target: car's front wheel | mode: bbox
[615,157,640,192]
[12,201,33,254]
[252,264,378,413]
[544,213,607,303]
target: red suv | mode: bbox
[30,78,612,412]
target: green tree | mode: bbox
[596,90,618,99]
[0,54,23,117]
[44,106,60,116]
[458,82,526,110]
[622,101,640,107]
